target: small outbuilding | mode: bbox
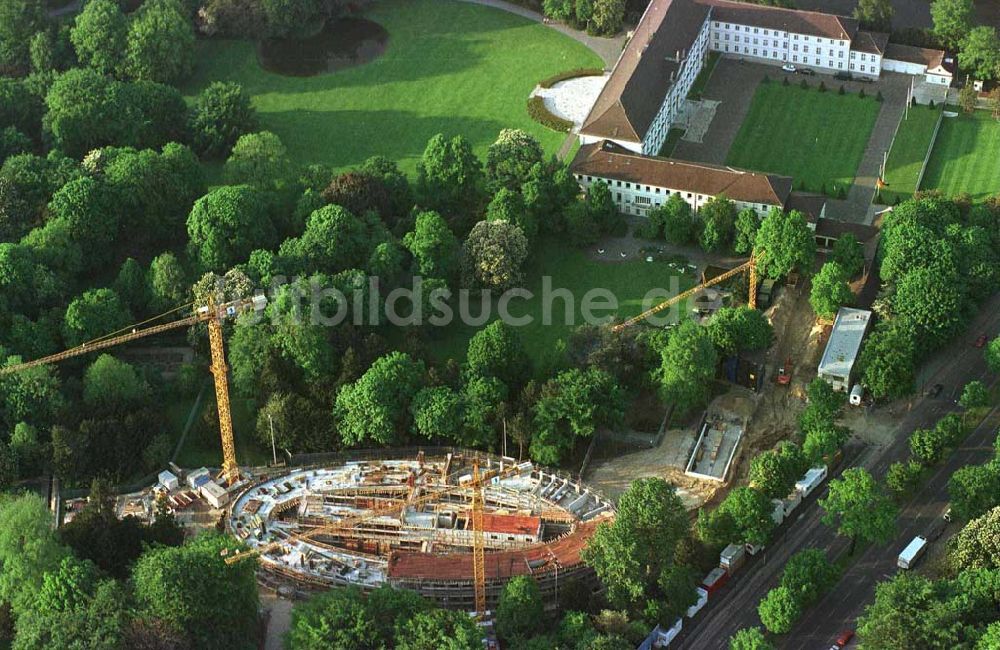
[817,307,872,392]
[200,481,229,509]
[158,470,179,492]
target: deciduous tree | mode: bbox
[859,320,916,400]
[659,193,698,245]
[334,351,426,446]
[395,608,482,650]
[698,195,737,252]
[123,0,195,84]
[819,467,897,553]
[757,586,801,634]
[831,233,864,277]
[187,185,276,271]
[465,320,530,388]
[931,0,975,49]
[754,208,816,279]
[461,219,528,291]
[948,461,1000,521]
[485,128,543,191]
[496,575,544,644]
[224,130,293,188]
[654,319,717,416]
[959,380,989,409]
[729,627,774,650]
[733,207,759,254]
[853,0,893,32]
[62,288,132,348]
[416,134,484,228]
[410,385,465,442]
[531,367,623,464]
[187,81,259,159]
[706,305,773,355]
[809,261,853,319]
[959,26,1000,81]
[132,533,259,649]
[987,337,1000,374]
[83,354,151,415]
[582,478,689,615]
[717,486,775,547]
[749,441,808,499]
[950,506,1000,570]
[70,0,127,75]
[403,210,461,283]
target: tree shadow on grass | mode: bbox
[260,108,510,172]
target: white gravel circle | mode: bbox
[533,74,610,128]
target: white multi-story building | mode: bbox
[579,0,953,156]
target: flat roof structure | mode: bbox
[818,307,872,388]
[227,451,614,610]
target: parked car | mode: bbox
[798,67,816,75]
[925,383,944,398]
[834,71,851,81]
[974,334,988,348]
[944,507,953,522]
[836,629,855,647]
[857,76,875,83]
[781,63,796,73]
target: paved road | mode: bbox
[675,293,1000,649]
[784,402,1000,649]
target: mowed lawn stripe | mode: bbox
[922,109,1000,200]
[725,82,880,194]
[183,0,601,174]
[881,104,941,202]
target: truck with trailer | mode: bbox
[720,544,746,573]
[897,535,928,569]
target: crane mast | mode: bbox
[0,295,266,485]
[471,460,487,619]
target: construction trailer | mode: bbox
[158,470,179,491]
[719,544,746,573]
[817,307,873,392]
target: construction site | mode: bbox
[226,450,615,611]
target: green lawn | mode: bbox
[687,51,720,100]
[416,239,696,363]
[658,127,685,157]
[726,82,881,195]
[173,396,271,469]
[921,109,1000,200]
[183,0,601,174]
[880,103,942,203]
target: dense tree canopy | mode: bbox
[122,0,196,84]
[654,319,717,416]
[582,478,690,617]
[461,219,529,291]
[931,0,975,49]
[531,366,624,464]
[706,306,773,356]
[188,81,259,158]
[496,575,545,644]
[754,208,815,279]
[187,184,276,271]
[334,351,426,446]
[819,468,897,552]
[70,0,127,76]
[809,261,853,319]
[132,533,259,649]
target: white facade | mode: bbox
[643,19,714,155]
[573,172,779,218]
[709,20,861,76]
[848,49,882,77]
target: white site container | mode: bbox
[686,588,708,618]
[897,535,928,569]
[795,466,828,498]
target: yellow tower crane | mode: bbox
[0,295,267,484]
[612,252,759,332]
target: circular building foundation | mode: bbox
[228,450,615,609]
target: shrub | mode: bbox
[928,99,935,109]
[837,186,846,199]
[527,96,572,132]
[838,84,845,95]
[876,90,883,102]
[859,88,866,99]
[538,67,605,89]
[818,81,826,92]
[762,75,770,84]
[800,79,808,89]
[782,76,789,86]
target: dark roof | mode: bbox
[580,0,710,143]
[814,218,879,243]
[853,30,889,55]
[785,191,827,222]
[570,140,792,206]
[580,0,865,143]
[702,0,858,41]
[884,43,950,72]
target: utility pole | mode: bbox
[268,414,277,466]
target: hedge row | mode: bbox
[538,67,605,88]
[527,96,573,132]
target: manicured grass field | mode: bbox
[726,81,881,195]
[921,109,1000,200]
[183,0,601,174]
[418,239,695,363]
[880,103,941,203]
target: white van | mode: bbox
[897,535,928,569]
[849,384,864,406]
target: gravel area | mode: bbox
[535,74,609,127]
